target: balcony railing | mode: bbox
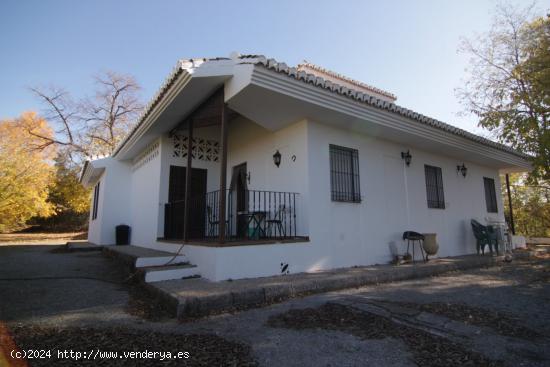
[164,190,299,241]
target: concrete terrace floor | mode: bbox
[1,243,550,366]
[151,253,503,318]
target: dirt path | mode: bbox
[0,232,86,245]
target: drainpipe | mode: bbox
[505,173,515,235]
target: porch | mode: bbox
[157,87,308,245]
[162,189,306,243]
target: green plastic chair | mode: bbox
[471,219,498,255]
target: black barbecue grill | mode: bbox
[402,231,426,263]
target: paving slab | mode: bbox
[150,254,504,319]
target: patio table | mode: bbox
[237,211,267,239]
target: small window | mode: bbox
[424,165,445,209]
[484,177,498,213]
[92,182,100,220]
[329,144,361,202]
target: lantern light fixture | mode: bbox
[273,150,282,167]
[457,163,468,178]
[401,150,412,166]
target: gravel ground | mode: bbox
[375,300,541,340]
[351,258,550,338]
[267,302,501,366]
[1,244,549,366]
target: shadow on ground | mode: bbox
[0,245,130,323]
[1,244,549,367]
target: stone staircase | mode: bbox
[103,245,200,283]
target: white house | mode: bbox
[80,53,531,281]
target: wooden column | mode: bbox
[218,102,228,243]
[505,173,516,235]
[183,119,193,242]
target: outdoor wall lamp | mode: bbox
[457,163,468,178]
[273,150,282,167]
[401,150,412,166]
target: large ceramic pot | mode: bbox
[422,233,439,256]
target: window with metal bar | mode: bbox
[484,177,498,213]
[424,165,445,209]
[329,144,361,203]
[92,181,100,220]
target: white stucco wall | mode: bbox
[86,158,132,245]
[135,116,314,279]
[151,117,310,247]
[87,173,104,245]
[184,119,507,281]
[184,242,313,280]
[305,120,506,267]
[129,140,162,247]
[226,117,309,236]
[88,116,507,281]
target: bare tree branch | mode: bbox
[29,71,143,165]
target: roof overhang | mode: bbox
[226,65,531,173]
[113,59,235,160]
[80,159,107,188]
[109,54,531,173]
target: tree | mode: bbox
[30,155,91,231]
[0,113,55,232]
[26,71,143,165]
[457,3,550,182]
[48,155,90,215]
[502,173,550,237]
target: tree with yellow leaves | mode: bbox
[31,154,91,230]
[0,112,55,232]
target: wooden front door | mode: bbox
[165,166,207,239]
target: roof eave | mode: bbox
[112,58,238,160]
[244,64,531,170]
[112,63,189,158]
[250,62,530,164]
[80,160,106,188]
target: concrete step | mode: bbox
[149,254,505,319]
[66,241,103,252]
[135,255,188,268]
[103,245,188,268]
[140,263,200,283]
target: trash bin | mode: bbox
[115,225,130,245]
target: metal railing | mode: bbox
[164,190,299,241]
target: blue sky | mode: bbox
[1,0,548,135]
